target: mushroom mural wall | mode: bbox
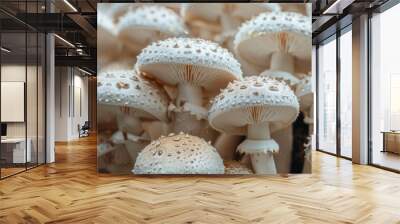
[97,3,313,175]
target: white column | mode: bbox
[46,32,56,163]
[352,14,369,164]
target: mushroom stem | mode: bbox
[214,133,243,160]
[250,152,277,174]
[174,83,207,135]
[141,121,170,140]
[177,83,202,107]
[270,51,294,74]
[237,122,278,174]
[248,122,270,140]
[173,111,205,136]
[117,114,143,136]
[220,12,237,33]
[124,139,149,162]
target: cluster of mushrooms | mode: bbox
[97,3,312,175]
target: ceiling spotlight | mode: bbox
[1,47,11,53]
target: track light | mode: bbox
[63,0,78,12]
[78,67,92,76]
[54,34,75,48]
[323,0,354,15]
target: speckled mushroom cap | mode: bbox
[260,70,299,87]
[234,12,311,72]
[133,133,225,174]
[295,75,313,109]
[117,6,187,53]
[137,37,242,95]
[209,76,299,135]
[97,70,169,122]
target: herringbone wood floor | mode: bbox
[1,135,400,224]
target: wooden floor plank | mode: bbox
[0,135,399,223]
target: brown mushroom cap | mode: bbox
[137,37,242,96]
[234,12,311,74]
[209,76,299,135]
[97,70,169,122]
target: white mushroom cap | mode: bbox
[295,75,313,110]
[260,70,299,87]
[137,37,242,95]
[227,3,281,22]
[97,70,169,122]
[234,12,311,73]
[181,3,224,24]
[209,76,299,135]
[181,3,280,29]
[133,133,225,174]
[98,9,117,37]
[97,10,119,56]
[118,6,187,53]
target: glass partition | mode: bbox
[1,31,28,177]
[317,37,337,154]
[371,4,400,171]
[0,1,46,179]
[339,28,352,158]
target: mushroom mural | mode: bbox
[137,37,242,137]
[234,11,311,78]
[97,69,170,160]
[97,3,312,175]
[118,5,187,54]
[209,76,299,174]
[133,133,225,174]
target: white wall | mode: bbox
[54,67,89,141]
[1,64,46,164]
